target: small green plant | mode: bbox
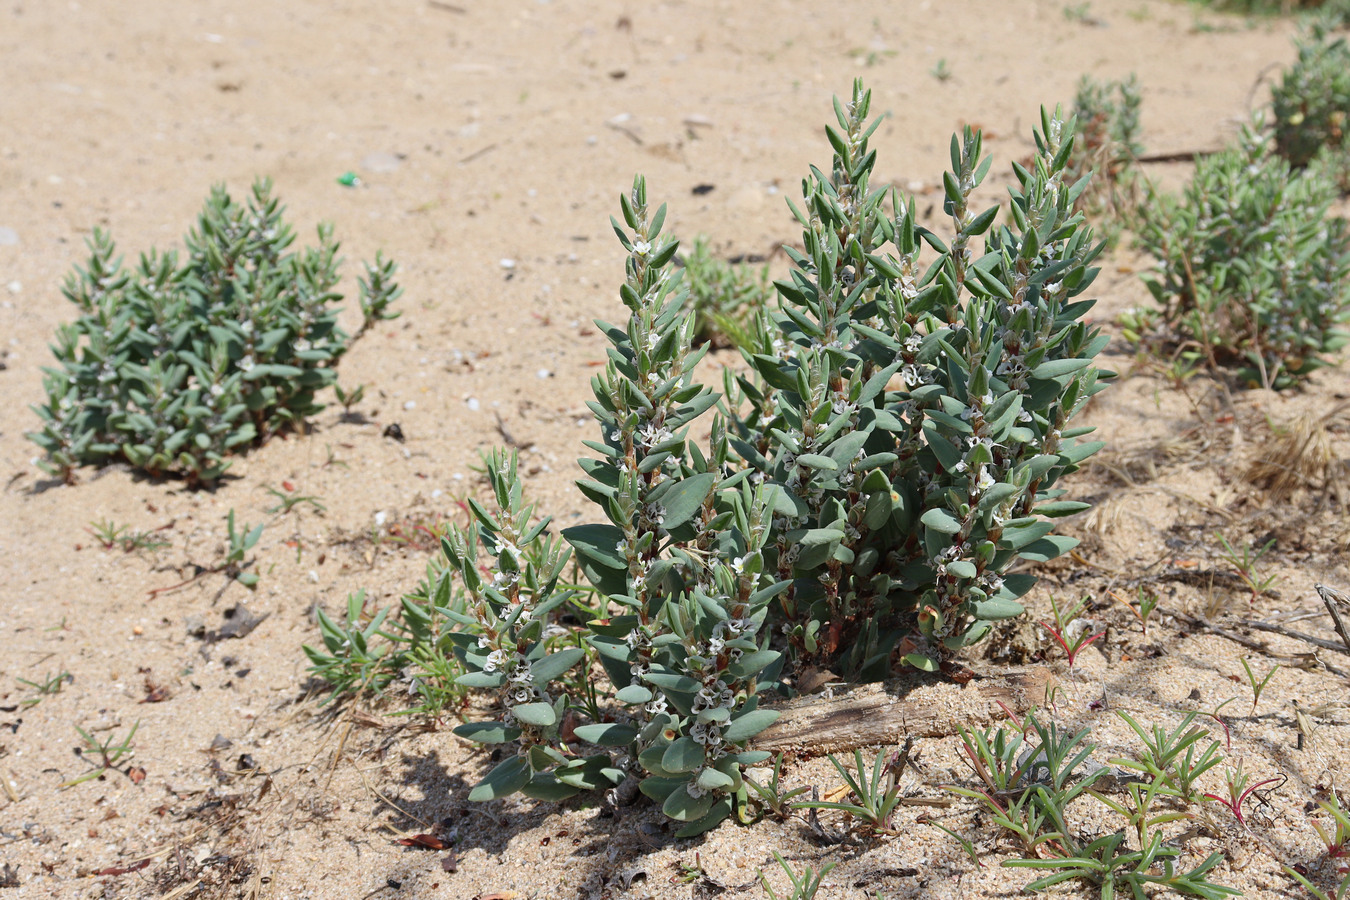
[743,752,811,820]
[16,671,72,708]
[63,721,139,788]
[1216,533,1279,602]
[87,518,171,555]
[1040,595,1105,667]
[1273,24,1350,170]
[1134,121,1350,389]
[1238,656,1280,714]
[930,58,952,81]
[224,509,264,588]
[1111,710,1224,804]
[793,746,906,833]
[1285,790,1350,899]
[1111,587,1161,635]
[27,179,400,485]
[1063,2,1100,23]
[759,852,835,900]
[333,382,366,416]
[1203,760,1281,826]
[304,583,472,716]
[680,236,774,349]
[264,484,326,516]
[356,250,403,336]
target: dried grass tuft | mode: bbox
[1246,404,1348,503]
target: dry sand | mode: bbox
[2,1,1349,898]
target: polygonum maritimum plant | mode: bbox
[311,80,1110,835]
[28,179,400,485]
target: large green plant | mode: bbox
[310,81,1109,835]
[28,179,399,485]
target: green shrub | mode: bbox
[680,235,774,349]
[310,81,1109,835]
[1134,121,1350,388]
[1273,25,1350,169]
[28,179,400,485]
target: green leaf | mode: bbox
[468,756,531,801]
[663,783,715,821]
[1019,534,1079,562]
[520,773,582,802]
[456,671,507,688]
[655,472,716,531]
[723,709,779,743]
[1031,357,1093,380]
[512,702,558,727]
[574,722,639,746]
[972,598,1024,620]
[674,798,732,838]
[530,647,587,683]
[614,684,653,705]
[662,737,705,774]
[921,507,962,534]
[453,721,522,744]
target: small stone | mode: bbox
[536,368,552,379]
[465,397,480,411]
[374,511,388,526]
[403,400,415,410]
[0,227,18,246]
[185,614,206,638]
[499,258,516,270]
[6,281,19,293]
[132,625,144,635]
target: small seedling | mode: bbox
[1239,656,1280,715]
[87,519,171,555]
[334,382,366,415]
[1040,595,1105,667]
[64,721,139,788]
[1287,791,1350,900]
[759,852,835,900]
[16,671,72,708]
[930,58,952,81]
[1203,760,1281,827]
[224,509,264,588]
[669,854,705,885]
[1216,533,1279,601]
[743,752,810,821]
[264,484,327,516]
[1110,587,1160,635]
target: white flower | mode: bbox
[238,354,255,373]
[482,649,508,674]
[976,466,996,492]
[631,240,651,257]
[293,337,312,352]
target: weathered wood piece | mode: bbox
[753,666,1054,758]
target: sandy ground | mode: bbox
[3,1,1350,898]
